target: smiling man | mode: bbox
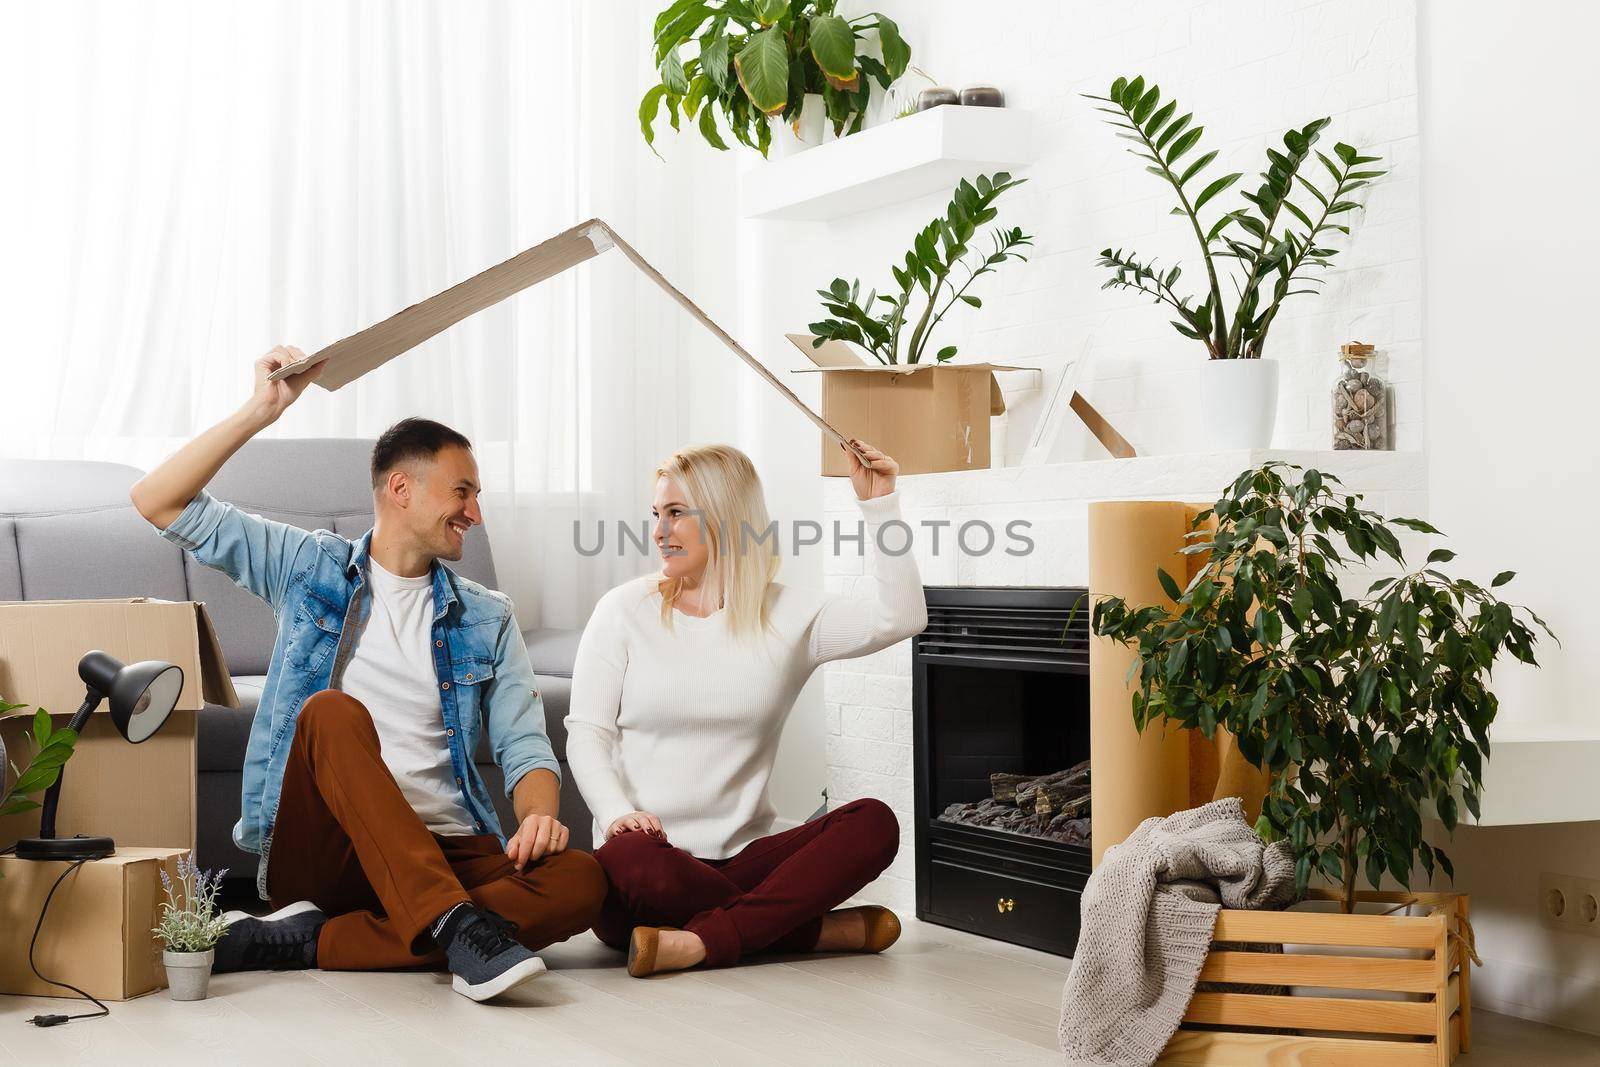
[129,345,604,1002]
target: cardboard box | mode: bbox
[787,335,1028,476]
[0,847,186,1000]
[0,599,238,852]
[266,218,871,470]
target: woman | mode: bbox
[565,439,926,977]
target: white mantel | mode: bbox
[821,449,1428,913]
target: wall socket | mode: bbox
[1539,872,1600,936]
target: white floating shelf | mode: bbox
[741,104,1036,222]
[1464,734,1600,826]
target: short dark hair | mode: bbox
[370,418,473,489]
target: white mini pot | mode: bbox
[1198,358,1280,450]
[163,949,214,1002]
[769,93,826,158]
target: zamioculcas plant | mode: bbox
[1087,75,1386,359]
[641,0,910,157]
[1090,464,1552,913]
[809,172,1032,365]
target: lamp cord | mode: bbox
[25,858,111,1027]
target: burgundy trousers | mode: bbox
[592,798,899,968]
[268,690,607,970]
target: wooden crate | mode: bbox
[1157,890,1471,1066]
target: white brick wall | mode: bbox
[809,0,1423,464]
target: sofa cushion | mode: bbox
[0,519,20,600]
[0,459,143,513]
[199,675,264,772]
[523,627,580,678]
[185,510,333,675]
[15,507,189,601]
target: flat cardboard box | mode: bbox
[0,599,238,852]
[787,335,1030,476]
[0,847,186,1000]
[267,217,870,468]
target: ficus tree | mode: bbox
[641,0,909,157]
[809,172,1032,365]
[1087,75,1386,360]
[1091,464,1552,913]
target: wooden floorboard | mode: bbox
[2,920,1597,1064]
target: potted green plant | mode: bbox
[1,702,78,878]
[640,0,910,158]
[1090,463,1551,913]
[153,855,230,1001]
[809,171,1032,365]
[1087,76,1386,450]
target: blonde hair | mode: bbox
[655,444,781,637]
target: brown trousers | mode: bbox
[267,689,606,970]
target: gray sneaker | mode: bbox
[438,906,547,1001]
[214,900,325,972]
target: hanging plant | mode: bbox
[641,0,910,157]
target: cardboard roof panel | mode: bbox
[270,219,867,465]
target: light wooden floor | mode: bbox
[2,918,1597,1065]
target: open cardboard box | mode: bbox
[788,334,1036,476]
[0,598,239,853]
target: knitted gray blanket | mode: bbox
[1058,797,1297,1066]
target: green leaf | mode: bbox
[875,14,910,77]
[1193,172,1242,213]
[697,103,729,151]
[1491,570,1515,587]
[1157,568,1182,602]
[809,15,859,89]
[735,29,790,115]
[1426,548,1457,564]
[751,0,787,26]
[1167,127,1204,164]
[701,34,731,93]
[659,48,689,96]
[34,708,50,748]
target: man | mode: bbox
[130,345,605,1001]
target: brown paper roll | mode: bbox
[1088,501,1196,865]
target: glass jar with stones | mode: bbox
[1331,342,1388,450]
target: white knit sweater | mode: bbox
[564,493,927,860]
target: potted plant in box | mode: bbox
[152,855,230,1001]
[1087,76,1386,449]
[1090,462,1551,914]
[641,0,910,158]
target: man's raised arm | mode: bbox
[130,345,324,530]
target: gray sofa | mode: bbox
[0,439,588,885]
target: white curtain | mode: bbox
[0,0,694,628]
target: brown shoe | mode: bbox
[627,926,671,978]
[840,905,901,953]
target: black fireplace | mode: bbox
[913,585,1090,957]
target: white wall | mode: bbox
[1419,0,1600,1033]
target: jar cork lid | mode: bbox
[1340,342,1375,361]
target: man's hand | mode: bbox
[843,438,898,500]
[505,812,569,871]
[246,345,324,428]
[606,811,666,840]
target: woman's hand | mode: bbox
[607,811,666,840]
[843,439,898,500]
[505,813,570,871]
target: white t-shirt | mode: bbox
[337,558,476,836]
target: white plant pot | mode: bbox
[163,949,214,1001]
[769,93,825,158]
[1198,358,1280,450]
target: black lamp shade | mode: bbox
[77,649,182,743]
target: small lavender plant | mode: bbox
[153,856,230,954]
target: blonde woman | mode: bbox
[564,440,926,976]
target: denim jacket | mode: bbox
[157,490,560,899]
